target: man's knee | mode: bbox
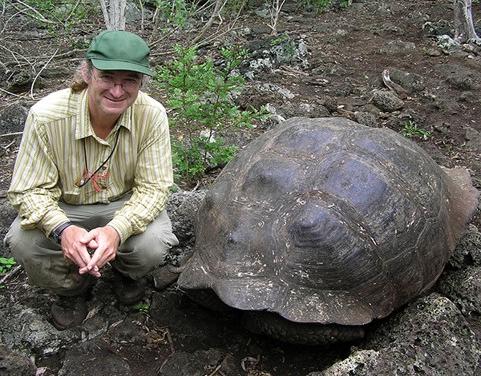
[120,229,177,264]
[5,217,51,262]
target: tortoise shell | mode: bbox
[178,117,478,325]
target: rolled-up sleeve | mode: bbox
[108,109,173,243]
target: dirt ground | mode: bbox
[1,0,481,375]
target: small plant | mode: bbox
[133,302,150,314]
[301,0,351,12]
[0,257,16,275]
[156,45,265,185]
[154,0,191,28]
[401,120,432,140]
[302,0,331,12]
[23,0,95,31]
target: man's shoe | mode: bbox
[112,270,145,305]
[51,295,88,330]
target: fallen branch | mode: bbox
[165,327,175,353]
[63,0,82,25]
[12,0,58,25]
[0,265,22,286]
[208,363,223,376]
[30,48,59,99]
[0,131,23,138]
[0,88,27,99]
[191,0,228,45]
[1,139,16,150]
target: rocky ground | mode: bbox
[1,0,481,375]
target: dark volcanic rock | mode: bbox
[0,103,28,134]
[0,345,36,376]
[317,294,481,376]
[438,267,481,315]
[372,90,404,112]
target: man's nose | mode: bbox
[109,83,125,97]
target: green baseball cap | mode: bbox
[86,30,154,76]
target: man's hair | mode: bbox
[70,59,149,93]
[70,60,92,93]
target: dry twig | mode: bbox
[0,265,22,286]
[0,131,23,138]
[0,87,27,98]
[191,0,228,45]
[12,0,57,25]
[30,48,59,99]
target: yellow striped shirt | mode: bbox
[8,88,174,243]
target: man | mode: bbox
[5,30,179,330]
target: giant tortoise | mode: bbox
[177,117,479,344]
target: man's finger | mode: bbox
[96,252,114,269]
[86,247,105,270]
[79,230,97,245]
[77,247,92,266]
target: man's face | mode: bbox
[86,68,142,120]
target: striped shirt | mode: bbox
[8,88,174,243]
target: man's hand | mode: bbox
[79,226,120,275]
[60,225,100,277]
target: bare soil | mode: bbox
[1,0,481,375]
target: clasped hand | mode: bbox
[60,225,120,277]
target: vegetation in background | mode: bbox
[401,120,432,140]
[0,257,16,275]
[301,0,351,12]
[156,45,265,185]
[23,0,95,31]
[153,0,192,28]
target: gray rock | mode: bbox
[437,35,460,54]
[465,127,481,152]
[437,64,480,91]
[166,190,206,242]
[388,68,425,93]
[319,294,480,375]
[372,90,404,112]
[0,344,36,376]
[0,199,17,256]
[244,35,309,78]
[125,1,142,23]
[0,103,28,134]
[438,266,481,315]
[447,225,481,269]
[379,40,416,54]
[354,111,378,127]
[0,302,81,355]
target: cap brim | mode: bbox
[91,59,154,76]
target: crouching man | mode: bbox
[4,30,178,330]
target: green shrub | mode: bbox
[154,0,192,28]
[23,0,94,31]
[401,120,432,140]
[301,0,351,12]
[0,257,16,275]
[156,45,264,185]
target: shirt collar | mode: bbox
[75,88,133,140]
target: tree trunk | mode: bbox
[454,0,481,44]
[99,0,127,30]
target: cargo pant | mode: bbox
[4,198,179,296]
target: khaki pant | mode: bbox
[4,198,179,296]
